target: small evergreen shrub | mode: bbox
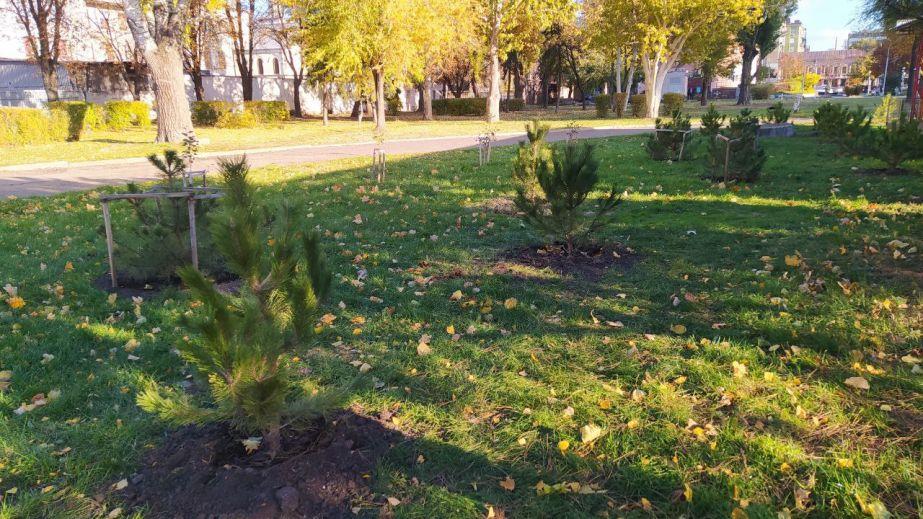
[629,94,646,117]
[216,109,259,129]
[105,100,151,130]
[660,93,685,115]
[750,84,773,100]
[813,102,849,138]
[595,94,611,118]
[613,93,628,118]
[699,104,726,139]
[762,101,791,124]
[500,98,526,112]
[837,106,873,155]
[704,109,766,182]
[191,101,235,127]
[512,120,554,202]
[646,110,694,161]
[111,150,224,285]
[863,112,923,171]
[513,122,621,255]
[242,100,289,122]
[48,101,98,141]
[0,107,68,145]
[432,98,487,116]
[138,156,336,456]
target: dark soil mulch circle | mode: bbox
[115,410,404,518]
[93,273,241,299]
[495,242,636,281]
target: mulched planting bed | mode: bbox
[116,410,404,518]
[495,242,636,281]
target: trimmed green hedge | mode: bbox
[48,102,98,141]
[243,100,289,122]
[630,94,647,117]
[660,93,685,115]
[595,95,611,118]
[216,110,258,129]
[500,98,525,112]
[751,84,773,100]
[0,107,69,145]
[432,97,486,116]
[191,101,235,126]
[613,93,628,118]
[105,100,151,130]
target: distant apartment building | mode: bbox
[846,30,886,48]
[798,49,868,92]
[765,19,807,73]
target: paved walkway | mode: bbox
[0,127,651,198]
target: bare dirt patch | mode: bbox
[494,243,636,281]
[115,410,404,518]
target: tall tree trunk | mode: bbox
[513,66,523,100]
[148,43,193,142]
[191,71,205,101]
[485,10,501,122]
[422,75,433,121]
[700,71,712,106]
[737,46,757,105]
[555,71,561,112]
[241,71,253,101]
[40,62,60,102]
[322,82,330,125]
[372,67,386,133]
[39,60,60,102]
[622,58,635,114]
[292,76,302,118]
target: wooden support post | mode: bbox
[101,201,117,288]
[187,197,199,270]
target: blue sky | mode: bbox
[793,0,873,50]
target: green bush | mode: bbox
[512,120,553,202]
[191,101,235,127]
[844,84,864,96]
[595,94,611,118]
[512,122,620,255]
[113,150,225,285]
[629,94,646,117]
[500,98,526,112]
[660,93,685,115]
[243,100,289,123]
[432,97,487,116]
[613,93,628,118]
[105,100,151,130]
[700,104,726,139]
[704,109,766,182]
[750,84,773,100]
[0,107,68,145]
[863,112,923,171]
[47,101,103,141]
[216,109,259,129]
[384,93,402,116]
[762,101,791,124]
[813,102,849,138]
[646,110,695,161]
[138,156,336,456]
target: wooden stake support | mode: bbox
[477,135,493,166]
[98,189,222,289]
[372,147,386,182]
[654,129,694,160]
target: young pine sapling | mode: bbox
[138,156,336,457]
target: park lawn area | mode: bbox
[0,130,921,518]
[0,111,652,168]
[0,97,880,169]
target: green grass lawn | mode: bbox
[0,130,920,518]
[0,97,881,168]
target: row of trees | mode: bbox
[13,0,916,143]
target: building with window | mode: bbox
[793,49,869,93]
